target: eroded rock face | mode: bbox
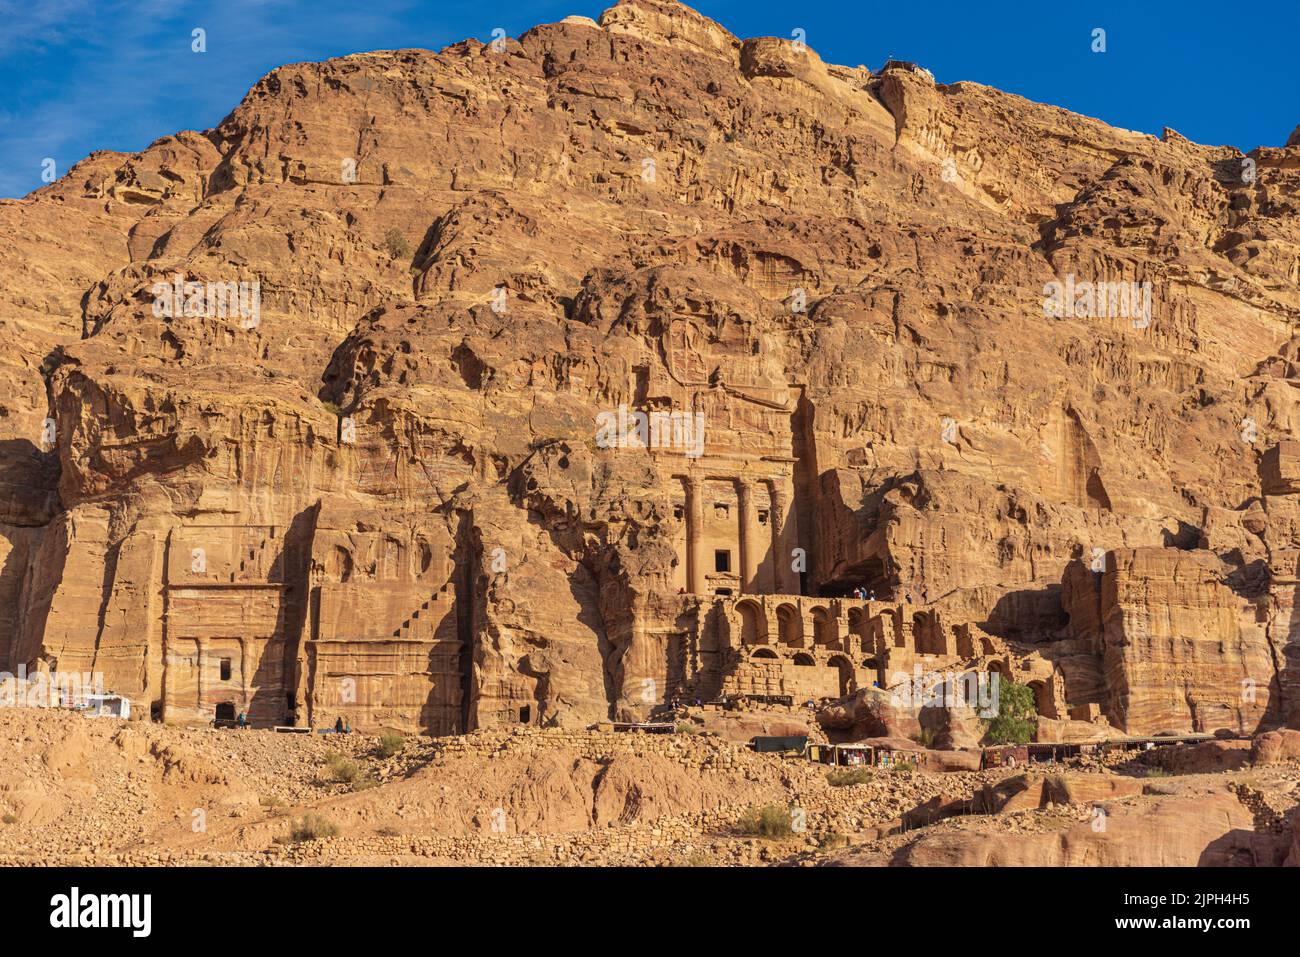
[885,789,1285,867]
[2,0,1300,735]
[1097,548,1272,734]
[976,772,1144,814]
[1252,728,1300,765]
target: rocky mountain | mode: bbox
[3,0,1300,738]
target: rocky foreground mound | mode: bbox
[2,0,1300,744]
[0,710,1296,866]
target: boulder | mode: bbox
[1251,729,1300,765]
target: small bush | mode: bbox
[382,228,411,260]
[258,795,285,811]
[826,767,872,787]
[737,804,794,839]
[914,728,938,748]
[288,814,338,843]
[1144,767,1171,778]
[376,732,405,758]
[325,750,361,784]
[892,761,917,773]
[678,849,717,867]
[1,813,17,825]
[818,831,848,850]
[675,723,700,735]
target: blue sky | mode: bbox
[1,0,1296,198]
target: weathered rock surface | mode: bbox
[1149,738,1254,774]
[977,772,1144,814]
[3,0,1300,737]
[879,788,1287,866]
[1,707,1295,867]
[1252,728,1300,765]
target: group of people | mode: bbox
[851,586,876,601]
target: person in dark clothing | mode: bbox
[237,710,247,729]
[334,716,344,733]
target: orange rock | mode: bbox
[886,790,1285,867]
[0,0,1298,741]
[1251,729,1300,765]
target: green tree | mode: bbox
[984,680,1036,744]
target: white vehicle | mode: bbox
[79,694,131,719]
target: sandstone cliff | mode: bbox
[3,0,1300,736]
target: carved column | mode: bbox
[197,638,209,717]
[738,479,761,594]
[239,636,252,715]
[686,477,706,595]
[768,478,793,594]
[161,638,172,720]
[835,615,851,653]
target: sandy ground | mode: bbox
[0,708,1295,866]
